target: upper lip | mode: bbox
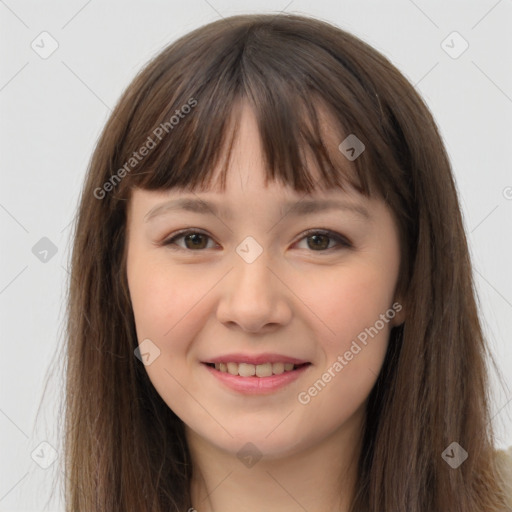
[203,353,310,365]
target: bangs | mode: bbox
[108,16,386,201]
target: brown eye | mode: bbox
[182,233,209,249]
[162,230,217,251]
[162,228,352,253]
[306,234,330,250]
[296,229,352,252]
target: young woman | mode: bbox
[63,12,512,511]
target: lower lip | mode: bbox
[202,363,311,395]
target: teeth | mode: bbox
[212,361,302,377]
[227,362,238,375]
[255,362,272,377]
[238,363,256,377]
[272,362,285,375]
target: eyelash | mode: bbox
[160,228,352,253]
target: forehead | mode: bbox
[128,99,374,222]
[122,90,380,222]
[182,99,363,195]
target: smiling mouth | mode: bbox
[204,361,311,377]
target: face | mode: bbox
[126,102,405,460]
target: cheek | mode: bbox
[307,261,397,343]
[128,269,174,339]
[127,252,208,342]
[295,261,396,408]
[127,257,212,413]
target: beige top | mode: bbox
[496,445,512,507]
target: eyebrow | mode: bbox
[144,197,370,222]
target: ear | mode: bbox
[389,297,406,327]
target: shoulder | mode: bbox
[495,445,512,506]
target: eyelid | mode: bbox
[160,228,352,251]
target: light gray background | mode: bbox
[1,1,511,510]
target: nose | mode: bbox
[216,248,293,333]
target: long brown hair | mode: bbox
[60,12,510,511]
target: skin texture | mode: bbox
[126,103,405,512]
